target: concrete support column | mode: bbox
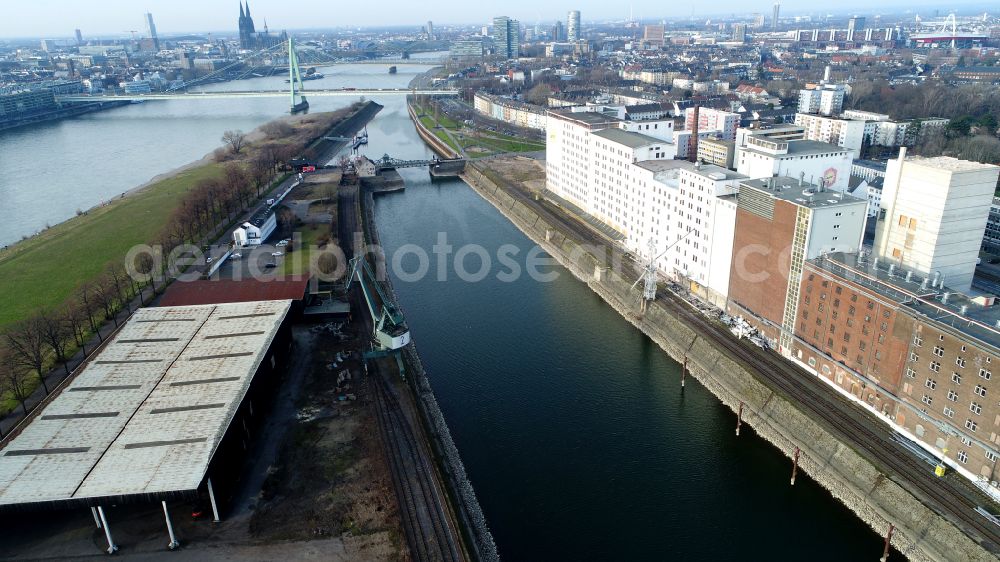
[162,501,179,550]
[97,506,118,554]
[207,478,221,523]
[91,507,102,529]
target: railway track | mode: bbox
[472,165,1000,552]
[370,356,463,562]
[653,290,1000,552]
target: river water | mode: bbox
[1,55,888,559]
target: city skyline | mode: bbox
[1,0,994,39]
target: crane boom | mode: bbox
[346,257,411,350]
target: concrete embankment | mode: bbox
[460,162,994,562]
[406,101,460,159]
[359,188,499,562]
[303,100,383,163]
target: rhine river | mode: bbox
[0,56,888,559]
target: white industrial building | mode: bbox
[546,107,747,305]
[735,133,853,192]
[874,150,1000,293]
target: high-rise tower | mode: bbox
[567,10,581,41]
[771,2,780,31]
[145,12,160,51]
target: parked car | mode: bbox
[231,253,242,259]
[271,251,284,257]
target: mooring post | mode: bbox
[791,447,800,485]
[880,523,895,561]
[736,401,744,436]
[681,357,687,388]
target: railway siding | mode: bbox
[462,162,998,562]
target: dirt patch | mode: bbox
[249,327,407,561]
[479,156,546,192]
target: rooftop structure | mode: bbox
[874,152,1000,293]
[0,300,291,511]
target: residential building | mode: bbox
[567,10,581,42]
[474,93,547,130]
[697,136,736,169]
[874,152,1000,293]
[685,107,739,141]
[798,83,846,116]
[851,160,887,182]
[984,198,1000,253]
[842,111,950,147]
[551,21,564,41]
[794,113,869,157]
[772,1,780,31]
[727,177,868,351]
[493,16,520,59]
[847,16,866,41]
[848,177,883,217]
[732,23,748,42]
[735,135,854,192]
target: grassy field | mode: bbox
[0,164,223,329]
[283,223,331,277]
[413,101,544,156]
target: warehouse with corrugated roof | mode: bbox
[0,299,293,552]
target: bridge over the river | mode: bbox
[61,39,454,113]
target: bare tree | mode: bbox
[37,310,72,375]
[4,316,50,395]
[222,129,248,155]
[262,120,294,139]
[93,276,121,328]
[76,282,103,342]
[63,303,91,356]
[0,346,34,415]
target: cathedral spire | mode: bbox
[239,1,245,20]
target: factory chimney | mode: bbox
[688,104,700,163]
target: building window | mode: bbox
[943,407,955,418]
[913,336,923,347]
[925,378,937,390]
[975,385,986,397]
[971,402,983,415]
[947,389,958,401]
[921,395,933,406]
[966,419,978,432]
[956,357,966,368]
[906,368,916,378]
[958,450,968,464]
[910,352,919,362]
[987,451,999,463]
[933,346,944,357]
[952,372,962,385]
[929,361,941,373]
[981,369,992,380]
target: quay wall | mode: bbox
[460,162,995,562]
[406,101,460,159]
[359,188,499,562]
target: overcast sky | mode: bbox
[0,0,986,39]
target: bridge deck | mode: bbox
[58,89,457,102]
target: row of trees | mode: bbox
[0,261,145,423]
[0,114,312,427]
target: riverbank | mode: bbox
[459,159,996,562]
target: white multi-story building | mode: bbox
[685,107,740,141]
[735,133,854,191]
[874,150,1000,293]
[794,113,870,157]
[841,110,950,148]
[797,83,845,116]
[545,109,748,304]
